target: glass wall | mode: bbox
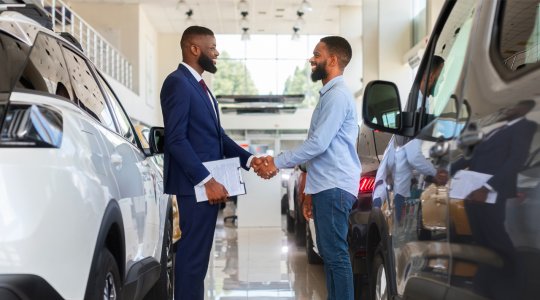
[214,34,325,107]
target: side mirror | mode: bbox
[149,127,165,155]
[362,80,403,133]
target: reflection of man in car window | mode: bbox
[417,55,445,113]
[451,100,537,300]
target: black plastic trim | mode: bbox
[84,200,125,298]
[0,274,64,300]
[123,257,161,300]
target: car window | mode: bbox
[17,33,74,102]
[96,73,136,146]
[0,32,30,93]
[62,47,116,132]
[417,1,476,138]
[414,0,477,137]
[499,1,540,71]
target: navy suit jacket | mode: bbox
[451,118,537,200]
[160,64,252,196]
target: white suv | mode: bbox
[0,5,173,300]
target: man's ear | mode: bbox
[190,44,199,56]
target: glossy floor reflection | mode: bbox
[204,215,327,299]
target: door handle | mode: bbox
[430,141,449,159]
[111,153,123,167]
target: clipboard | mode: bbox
[194,157,246,202]
[449,170,497,204]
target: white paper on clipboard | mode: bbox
[449,170,497,204]
[195,157,246,202]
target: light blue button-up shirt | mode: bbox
[274,75,361,197]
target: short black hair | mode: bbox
[320,36,352,69]
[180,26,214,49]
[518,99,536,111]
[432,55,445,71]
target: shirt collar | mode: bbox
[507,117,524,127]
[319,75,344,96]
[181,62,203,82]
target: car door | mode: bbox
[363,0,479,298]
[96,72,164,262]
[365,0,540,299]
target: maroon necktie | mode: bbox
[199,79,219,115]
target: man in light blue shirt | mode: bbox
[260,36,360,300]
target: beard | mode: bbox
[311,61,328,82]
[198,52,217,74]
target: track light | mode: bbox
[298,0,312,13]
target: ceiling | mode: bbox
[67,0,362,34]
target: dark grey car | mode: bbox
[362,0,540,299]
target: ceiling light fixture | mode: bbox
[294,10,306,29]
[186,9,195,26]
[176,0,188,12]
[238,0,249,14]
[241,27,250,41]
[291,27,300,41]
[298,0,313,13]
[240,12,249,29]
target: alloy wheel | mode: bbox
[103,272,117,300]
[166,226,174,297]
[375,263,387,300]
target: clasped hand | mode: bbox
[251,156,278,179]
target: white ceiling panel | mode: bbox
[67,0,362,34]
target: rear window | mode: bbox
[0,32,30,93]
[498,1,540,71]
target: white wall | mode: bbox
[138,9,161,125]
[339,6,364,97]
[363,0,414,104]
[69,2,162,126]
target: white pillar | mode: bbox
[339,6,364,96]
[362,0,414,103]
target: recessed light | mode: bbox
[258,29,265,32]
[258,11,267,15]
[275,15,283,18]
[276,8,285,12]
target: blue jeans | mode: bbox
[312,188,356,300]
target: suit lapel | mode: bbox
[178,65,220,130]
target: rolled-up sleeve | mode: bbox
[274,90,349,169]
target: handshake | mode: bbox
[250,156,279,179]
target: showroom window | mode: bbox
[62,48,116,132]
[214,34,324,107]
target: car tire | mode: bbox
[306,223,323,265]
[85,248,122,300]
[369,245,389,300]
[143,209,175,300]
[294,207,306,247]
[416,203,431,240]
[281,194,288,215]
[286,209,295,233]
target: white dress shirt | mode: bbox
[393,139,436,197]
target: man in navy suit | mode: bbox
[160,26,268,300]
[451,100,537,300]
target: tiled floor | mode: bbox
[204,214,328,299]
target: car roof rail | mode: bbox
[59,32,83,52]
[0,1,52,30]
